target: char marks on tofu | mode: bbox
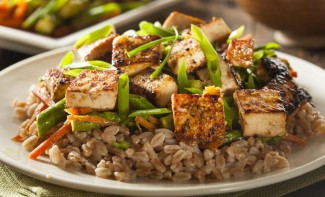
[168,38,206,75]
[130,69,178,107]
[76,34,119,62]
[226,39,254,68]
[112,35,162,75]
[172,87,225,147]
[234,89,287,137]
[44,68,74,102]
[65,69,120,111]
[265,75,311,114]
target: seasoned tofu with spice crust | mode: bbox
[226,39,254,68]
[233,89,287,137]
[171,87,225,147]
[112,35,162,76]
[168,38,206,75]
[43,68,74,102]
[66,69,120,110]
[130,69,178,107]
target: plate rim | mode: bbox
[0,48,324,196]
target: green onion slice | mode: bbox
[227,25,245,44]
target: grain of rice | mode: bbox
[22,135,38,151]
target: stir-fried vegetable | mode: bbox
[127,36,177,57]
[36,98,67,137]
[128,108,172,118]
[223,130,242,145]
[118,73,130,120]
[58,51,74,68]
[191,24,222,87]
[138,21,174,37]
[177,60,190,93]
[129,94,156,110]
[159,114,174,130]
[227,25,245,44]
[63,60,111,77]
[112,141,129,150]
[150,46,172,79]
[74,24,114,49]
[254,42,281,63]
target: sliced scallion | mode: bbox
[226,25,245,44]
[128,108,171,118]
[118,74,130,120]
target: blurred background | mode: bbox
[0,0,324,196]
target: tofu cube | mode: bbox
[168,38,206,75]
[44,68,73,102]
[233,89,287,137]
[76,34,118,61]
[111,35,162,76]
[200,17,231,44]
[163,11,205,31]
[226,39,254,68]
[66,69,120,110]
[172,87,225,146]
[130,69,178,107]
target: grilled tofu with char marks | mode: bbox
[130,69,178,107]
[234,89,287,137]
[196,59,241,95]
[265,75,311,114]
[66,69,120,110]
[44,68,74,102]
[256,57,292,84]
[112,35,162,76]
[76,34,118,62]
[172,87,225,147]
[168,38,206,75]
[226,39,254,68]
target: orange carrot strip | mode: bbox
[135,116,157,131]
[11,134,24,143]
[23,103,47,134]
[67,115,110,125]
[148,115,159,125]
[64,107,93,115]
[29,122,71,159]
[290,69,298,78]
[13,0,28,20]
[284,133,306,145]
[31,86,55,107]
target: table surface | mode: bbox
[0,0,324,196]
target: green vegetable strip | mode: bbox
[139,21,174,37]
[191,24,222,87]
[63,69,84,77]
[185,87,203,94]
[128,108,172,118]
[226,25,245,44]
[222,97,235,129]
[74,24,114,49]
[159,114,174,130]
[246,73,255,89]
[90,111,121,123]
[118,74,130,120]
[37,98,67,137]
[129,94,156,110]
[89,2,121,16]
[150,47,172,79]
[112,141,129,150]
[71,121,101,132]
[58,51,74,68]
[223,130,242,145]
[177,60,190,93]
[127,36,177,57]
[23,0,69,28]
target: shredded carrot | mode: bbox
[67,115,110,125]
[135,116,157,131]
[23,103,47,135]
[148,115,159,125]
[65,107,93,115]
[29,122,72,159]
[284,133,306,145]
[31,86,55,107]
[13,0,28,20]
[11,134,24,143]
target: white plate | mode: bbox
[0,48,324,196]
[0,0,181,54]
